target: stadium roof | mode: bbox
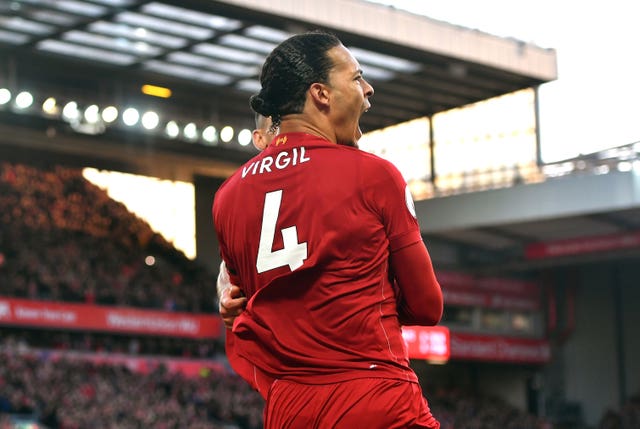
[0,0,557,137]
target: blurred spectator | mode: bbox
[619,392,640,429]
[599,409,622,429]
[428,387,551,429]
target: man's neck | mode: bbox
[278,114,336,145]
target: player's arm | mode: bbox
[216,260,247,329]
[389,241,443,326]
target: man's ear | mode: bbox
[308,82,330,108]
[252,130,268,151]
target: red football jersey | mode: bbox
[213,132,423,386]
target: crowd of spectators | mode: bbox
[0,346,263,429]
[0,328,224,360]
[0,161,216,313]
[0,338,554,429]
[428,388,552,429]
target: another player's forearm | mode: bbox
[391,242,443,326]
[217,260,248,329]
[217,261,230,300]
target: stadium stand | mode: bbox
[0,343,264,429]
[1,336,561,429]
[0,161,216,313]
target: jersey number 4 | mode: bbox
[257,190,308,273]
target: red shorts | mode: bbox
[263,378,440,429]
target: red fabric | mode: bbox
[391,242,443,326]
[264,378,440,429]
[225,332,274,400]
[213,133,441,386]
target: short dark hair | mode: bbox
[254,112,266,129]
[250,31,341,128]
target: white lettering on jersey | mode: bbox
[257,190,308,273]
[259,157,274,174]
[241,147,310,179]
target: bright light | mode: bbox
[141,84,172,98]
[617,161,632,172]
[83,168,197,259]
[0,88,10,105]
[202,125,217,143]
[84,104,100,124]
[145,255,156,266]
[165,120,180,138]
[42,97,58,115]
[101,106,118,123]
[134,41,151,53]
[15,91,33,109]
[238,128,252,146]
[184,122,198,140]
[141,111,160,130]
[62,101,80,121]
[220,125,234,143]
[122,107,140,126]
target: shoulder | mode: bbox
[213,156,255,206]
[348,147,405,183]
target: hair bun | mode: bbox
[249,94,271,117]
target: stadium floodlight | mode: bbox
[184,122,198,140]
[62,101,80,121]
[0,88,10,105]
[617,161,632,173]
[101,106,118,123]
[141,111,160,130]
[122,107,140,126]
[202,125,217,143]
[220,125,234,143]
[141,84,172,99]
[15,91,33,109]
[238,128,252,146]
[84,104,100,124]
[165,120,179,138]
[42,97,58,115]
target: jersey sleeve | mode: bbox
[372,161,422,252]
[368,158,443,326]
[391,241,443,326]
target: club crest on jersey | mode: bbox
[242,146,310,178]
[275,136,288,146]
